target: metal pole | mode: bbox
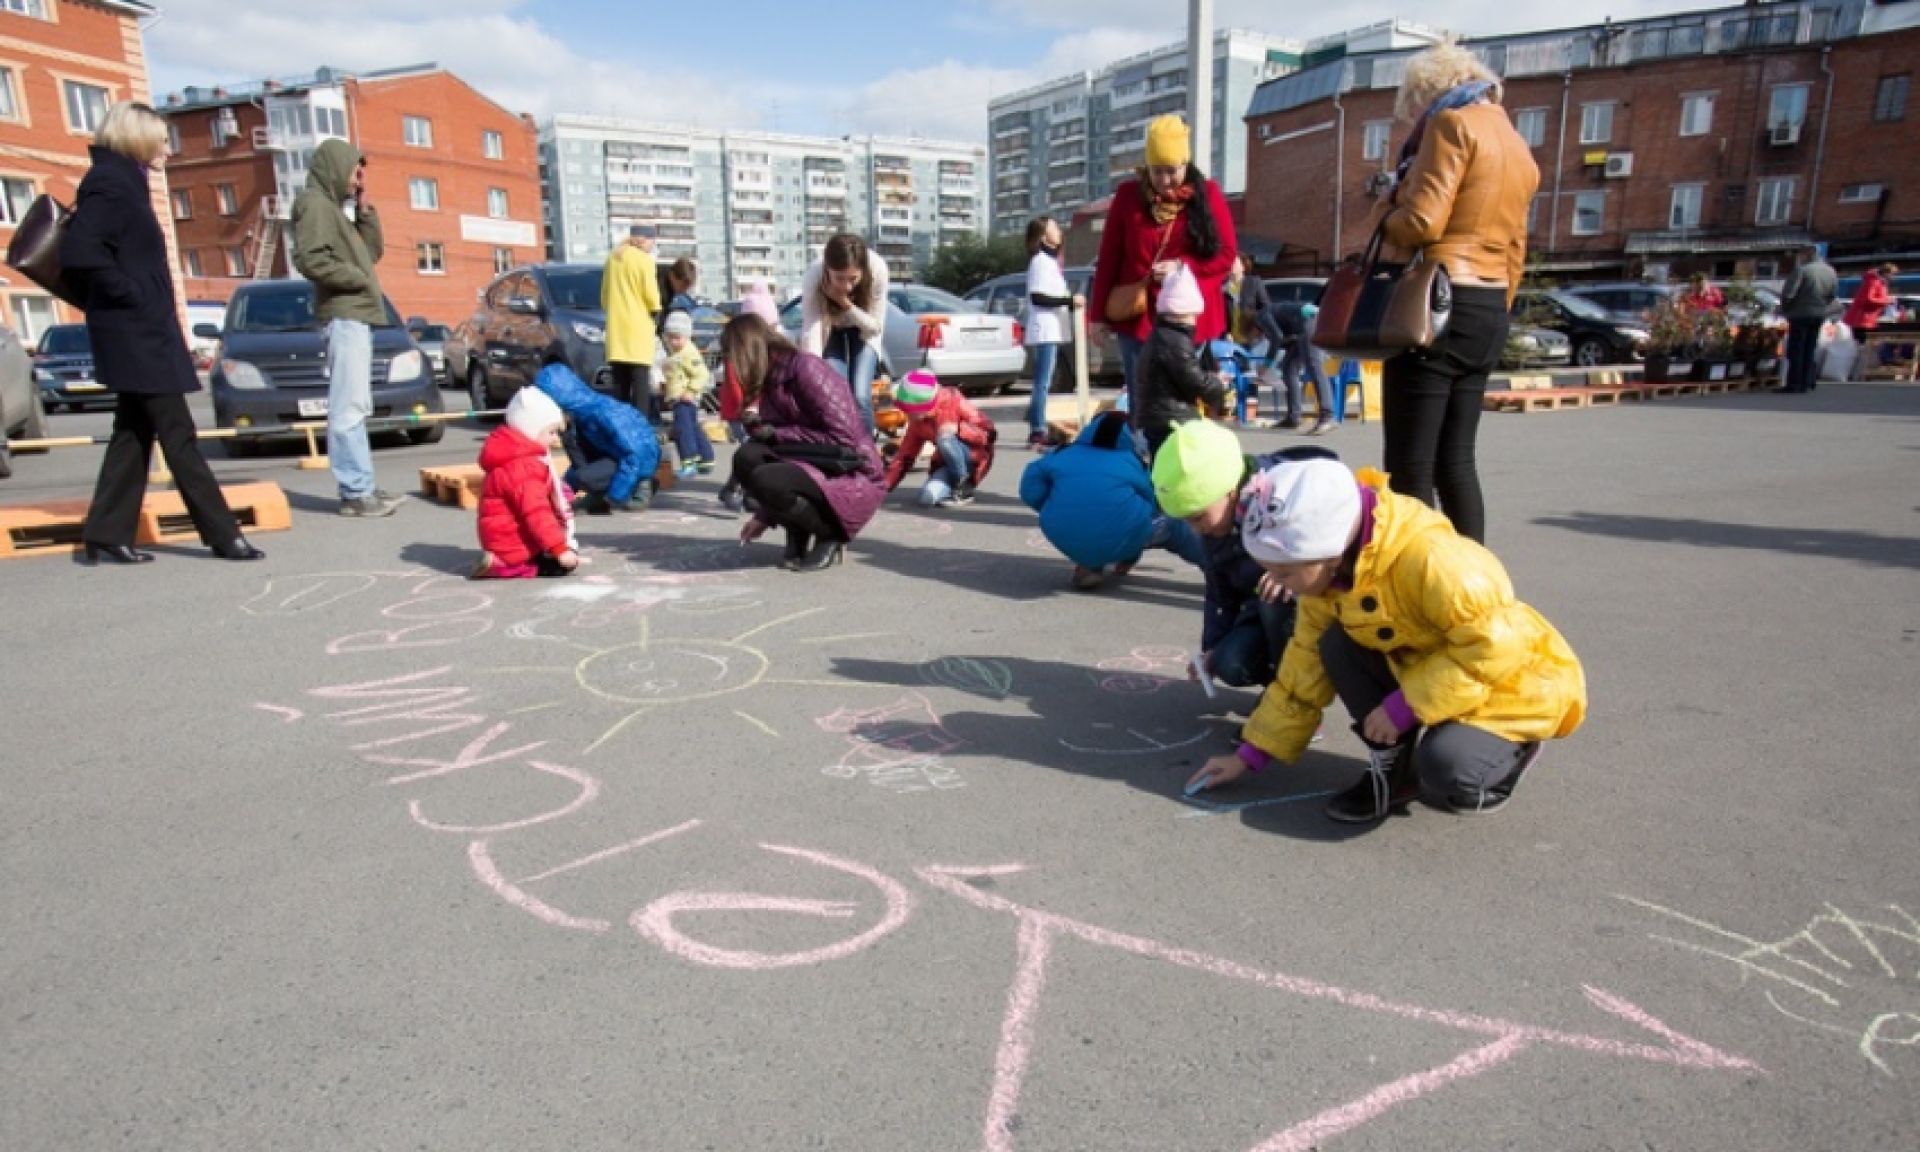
[1071,298,1091,426]
[1187,0,1215,173]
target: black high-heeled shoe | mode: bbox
[211,537,265,561]
[788,537,844,573]
[81,541,153,565]
[779,528,814,569]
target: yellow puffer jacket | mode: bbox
[601,244,660,366]
[1243,470,1586,764]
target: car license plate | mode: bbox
[297,398,330,417]
[962,329,999,346]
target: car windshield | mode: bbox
[40,326,90,356]
[412,324,450,341]
[544,270,603,310]
[1548,292,1614,320]
[229,287,404,332]
[888,286,978,315]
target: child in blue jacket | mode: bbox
[1019,409,1201,591]
[534,358,661,513]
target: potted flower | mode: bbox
[1641,297,1691,383]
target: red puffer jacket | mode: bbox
[476,425,567,566]
[885,387,996,491]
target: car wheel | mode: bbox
[468,365,495,417]
[409,424,446,446]
[1572,338,1609,367]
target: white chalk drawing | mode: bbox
[817,693,968,793]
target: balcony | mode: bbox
[251,126,289,151]
[939,178,976,195]
[806,179,848,198]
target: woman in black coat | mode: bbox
[60,101,261,564]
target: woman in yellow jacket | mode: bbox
[1188,457,1585,822]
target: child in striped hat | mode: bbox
[882,369,997,507]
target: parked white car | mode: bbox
[783,284,1025,396]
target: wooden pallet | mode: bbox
[1485,388,1591,413]
[1,481,291,560]
[417,463,487,510]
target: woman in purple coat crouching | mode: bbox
[721,314,885,572]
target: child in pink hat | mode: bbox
[882,369,997,507]
[1133,261,1228,458]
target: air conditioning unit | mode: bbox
[1769,122,1801,146]
[1603,152,1634,179]
[217,108,239,135]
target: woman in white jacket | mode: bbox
[799,233,889,437]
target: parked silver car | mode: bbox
[962,267,1123,386]
[780,284,1025,396]
[0,323,48,480]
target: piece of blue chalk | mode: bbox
[1184,776,1211,798]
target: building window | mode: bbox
[1680,93,1714,137]
[1361,120,1392,162]
[10,294,55,343]
[493,247,514,274]
[1768,84,1809,130]
[416,242,445,274]
[1839,182,1884,204]
[1572,191,1605,236]
[209,113,235,149]
[487,187,509,218]
[167,121,181,154]
[0,0,49,18]
[0,67,19,122]
[1873,75,1908,123]
[225,246,246,276]
[1669,183,1704,229]
[409,177,439,211]
[63,80,112,133]
[1755,177,1795,225]
[0,176,33,224]
[1524,194,1540,235]
[182,249,203,278]
[1513,108,1547,148]
[217,184,238,215]
[316,106,348,138]
[403,115,433,148]
[1579,102,1613,145]
[483,130,504,160]
[171,189,192,220]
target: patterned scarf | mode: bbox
[1392,80,1496,195]
[1138,167,1195,225]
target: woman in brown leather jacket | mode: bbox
[1376,44,1539,544]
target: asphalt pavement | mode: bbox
[2,379,1917,1151]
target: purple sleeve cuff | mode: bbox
[1236,742,1270,773]
[1382,691,1416,734]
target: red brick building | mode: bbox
[159,64,540,324]
[0,0,171,343]
[1244,5,1920,282]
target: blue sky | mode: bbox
[144,0,1690,142]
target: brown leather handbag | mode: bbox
[1312,222,1452,357]
[5,194,84,308]
[1104,220,1175,324]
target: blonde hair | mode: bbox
[95,101,170,164]
[1395,42,1502,123]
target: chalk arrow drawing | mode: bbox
[916,865,1760,1152]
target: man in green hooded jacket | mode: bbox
[292,138,401,517]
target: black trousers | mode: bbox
[86,391,239,548]
[609,362,658,423]
[730,442,843,541]
[1784,318,1822,392]
[1380,286,1508,544]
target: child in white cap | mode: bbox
[661,310,715,478]
[1133,260,1228,458]
[472,388,579,579]
[1187,457,1586,821]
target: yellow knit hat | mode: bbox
[1145,115,1191,168]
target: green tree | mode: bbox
[919,233,1029,296]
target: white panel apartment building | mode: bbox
[988,23,1449,236]
[542,116,986,297]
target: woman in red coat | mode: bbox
[1088,114,1238,415]
[1842,264,1896,333]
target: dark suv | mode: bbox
[208,280,442,456]
[454,264,611,411]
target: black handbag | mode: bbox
[773,440,866,477]
[5,194,84,308]
[1312,222,1452,358]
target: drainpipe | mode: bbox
[1806,44,1834,235]
[1550,67,1571,253]
[1331,71,1346,270]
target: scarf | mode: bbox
[1138,168,1195,225]
[1392,80,1496,194]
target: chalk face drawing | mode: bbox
[817,693,968,793]
[919,656,1014,700]
[1092,646,1189,694]
[578,639,769,706]
[1622,895,1920,1076]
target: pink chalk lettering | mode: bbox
[242,572,384,616]
[915,865,1758,1152]
[252,703,304,723]
[409,760,600,834]
[366,720,547,785]
[467,821,702,932]
[308,667,489,751]
[631,845,913,970]
[382,591,497,621]
[326,617,492,655]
